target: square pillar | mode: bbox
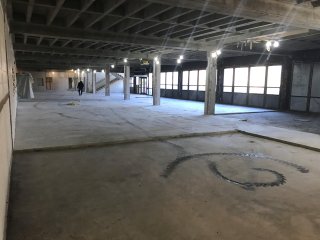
[153,56,161,105]
[92,70,96,94]
[105,65,111,96]
[124,65,130,100]
[204,51,217,115]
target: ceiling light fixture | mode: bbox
[211,49,222,58]
[124,58,128,63]
[111,64,115,68]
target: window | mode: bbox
[182,71,189,90]
[148,73,152,88]
[166,72,173,89]
[223,68,233,93]
[249,66,266,94]
[234,67,248,93]
[189,70,198,90]
[160,72,166,89]
[267,65,282,95]
[130,77,134,87]
[198,70,206,91]
[173,72,178,90]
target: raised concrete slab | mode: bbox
[14,92,320,152]
[7,133,320,240]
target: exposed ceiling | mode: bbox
[5,0,320,70]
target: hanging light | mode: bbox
[211,49,222,58]
[179,55,184,60]
[86,68,90,72]
[102,69,105,73]
[111,64,115,68]
[273,41,280,48]
[124,58,128,63]
[93,70,96,73]
[177,59,181,64]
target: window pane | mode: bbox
[173,85,178,90]
[223,86,232,92]
[267,65,282,88]
[166,72,173,84]
[183,71,189,86]
[189,70,198,85]
[224,68,233,86]
[198,70,206,86]
[234,67,248,86]
[166,72,172,89]
[182,86,188,90]
[234,87,247,93]
[250,66,266,87]
[161,72,166,85]
[267,88,280,95]
[189,85,197,90]
[149,73,152,88]
[198,86,205,91]
[173,72,178,85]
[249,87,264,94]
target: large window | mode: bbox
[173,72,178,90]
[183,71,189,90]
[249,66,266,94]
[165,72,172,89]
[234,67,249,93]
[198,70,206,91]
[223,68,233,93]
[189,70,198,90]
[160,72,166,89]
[267,66,282,95]
[223,65,282,95]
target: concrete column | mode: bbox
[92,71,96,94]
[105,65,111,96]
[204,51,217,115]
[152,56,161,105]
[85,71,89,92]
[124,65,130,100]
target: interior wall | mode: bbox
[0,1,17,239]
[29,70,76,91]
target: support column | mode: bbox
[204,51,217,115]
[152,56,161,105]
[124,65,130,100]
[105,65,111,96]
[92,70,96,94]
[85,71,89,92]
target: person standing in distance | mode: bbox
[77,80,84,96]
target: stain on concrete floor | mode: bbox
[7,133,320,240]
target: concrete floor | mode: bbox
[7,91,320,240]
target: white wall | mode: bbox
[0,2,17,240]
[30,70,76,91]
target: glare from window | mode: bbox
[234,67,248,93]
[166,72,173,89]
[160,72,166,89]
[183,71,189,90]
[173,72,178,90]
[267,65,282,95]
[224,68,233,86]
[249,66,266,94]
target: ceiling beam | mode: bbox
[47,0,66,26]
[11,22,207,50]
[26,0,35,23]
[66,0,96,27]
[13,43,157,59]
[144,0,320,30]
[84,0,126,29]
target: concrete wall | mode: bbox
[30,70,76,91]
[0,1,17,240]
